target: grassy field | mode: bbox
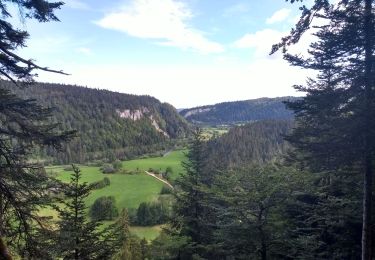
[44,150,186,240]
[130,225,163,241]
[201,126,229,139]
[121,150,186,180]
[55,166,165,209]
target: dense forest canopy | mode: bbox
[205,120,293,170]
[1,80,190,164]
[180,97,297,125]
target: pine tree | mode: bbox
[212,165,300,260]
[112,209,133,259]
[0,0,66,84]
[0,87,74,258]
[272,1,375,258]
[171,128,214,259]
[55,165,113,259]
[0,1,72,258]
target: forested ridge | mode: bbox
[205,120,293,170]
[180,97,297,125]
[0,81,190,164]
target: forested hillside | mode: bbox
[1,81,190,164]
[205,120,293,170]
[180,97,296,125]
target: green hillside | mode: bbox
[180,97,297,125]
[205,120,293,170]
[1,81,190,164]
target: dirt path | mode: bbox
[163,149,173,157]
[145,171,174,189]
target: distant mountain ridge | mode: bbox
[180,97,298,125]
[1,81,190,164]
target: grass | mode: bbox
[50,166,165,210]
[121,150,186,180]
[201,127,229,139]
[130,225,163,241]
[43,150,186,240]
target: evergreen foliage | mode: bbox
[205,120,293,170]
[136,201,170,226]
[0,81,190,164]
[91,177,111,190]
[89,196,119,221]
[55,165,117,259]
[0,85,74,258]
[170,129,215,259]
[0,1,75,258]
[0,0,66,85]
[211,165,301,260]
[272,1,375,258]
[180,97,296,125]
[112,209,146,260]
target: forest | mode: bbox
[179,97,296,126]
[0,0,375,260]
[0,81,190,164]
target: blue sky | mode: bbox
[15,0,315,108]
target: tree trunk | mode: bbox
[362,0,373,259]
[261,241,267,260]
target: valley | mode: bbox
[41,150,186,241]
[0,1,372,259]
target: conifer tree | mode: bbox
[272,1,375,258]
[0,87,74,258]
[55,165,113,259]
[0,0,66,84]
[112,209,133,260]
[212,165,300,260]
[171,128,214,259]
[0,1,71,258]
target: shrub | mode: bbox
[127,208,138,225]
[113,159,122,170]
[89,196,118,221]
[89,160,104,167]
[103,176,110,186]
[136,201,170,226]
[63,165,74,171]
[101,164,116,174]
[160,185,172,195]
[91,177,111,190]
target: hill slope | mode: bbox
[180,97,297,125]
[205,120,293,171]
[2,81,190,163]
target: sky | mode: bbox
[14,0,316,108]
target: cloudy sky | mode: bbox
[16,0,315,108]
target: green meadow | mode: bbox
[121,149,186,180]
[43,150,186,240]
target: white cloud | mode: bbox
[64,0,90,10]
[266,8,291,24]
[36,60,310,108]
[233,29,286,57]
[95,0,224,54]
[233,26,316,58]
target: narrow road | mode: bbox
[163,149,173,157]
[145,171,174,189]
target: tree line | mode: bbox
[0,80,190,165]
[180,97,296,126]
